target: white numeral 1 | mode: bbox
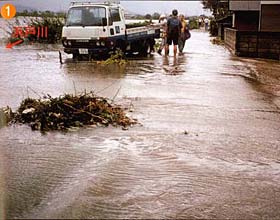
[6,5,10,17]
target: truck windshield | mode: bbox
[66,6,106,26]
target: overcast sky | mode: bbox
[1,0,211,16]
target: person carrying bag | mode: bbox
[184,28,191,41]
[178,14,191,54]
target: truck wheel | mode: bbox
[139,40,152,56]
[115,40,126,54]
[73,53,79,60]
[150,39,155,53]
[146,39,155,54]
[146,43,152,54]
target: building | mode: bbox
[224,0,280,60]
[217,15,232,40]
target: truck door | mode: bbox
[108,7,126,37]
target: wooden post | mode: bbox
[59,51,63,64]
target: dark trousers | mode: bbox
[178,34,186,53]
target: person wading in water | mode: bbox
[178,14,187,55]
[165,9,182,56]
[157,14,167,55]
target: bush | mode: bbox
[209,19,218,36]
[188,19,199,30]
[28,16,65,43]
[3,16,64,44]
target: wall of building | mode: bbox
[224,28,280,60]
[258,32,280,59]
[234,11,260,31]
[260,4,280,32]
[236,31,258,57]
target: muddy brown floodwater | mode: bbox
[1,30,280,219]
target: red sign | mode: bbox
[12,26,48,38]
[6,26,49,49]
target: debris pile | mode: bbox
[11,93,136,131]
[210,37,224,45]
[97,49,127,65]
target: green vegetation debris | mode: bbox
[97,49,127,65]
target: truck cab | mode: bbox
[62,1,160,58]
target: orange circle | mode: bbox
[1,3,16,19]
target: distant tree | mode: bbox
[201,0,230,36]
[57,11,66,18]
[152,12,160,19]
[31,10,39,17]
[42,11,54,17]
[23,10,28,15]
[17,10,65,18]
[201,0,229,19]
[145,14,152,20]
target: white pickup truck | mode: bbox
[62,1,161,58]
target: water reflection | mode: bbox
[162,55,187,75]
[0,110,6,128]
[63,60,127,78]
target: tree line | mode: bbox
[17,10,66,18]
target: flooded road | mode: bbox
[1,30,280,219]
